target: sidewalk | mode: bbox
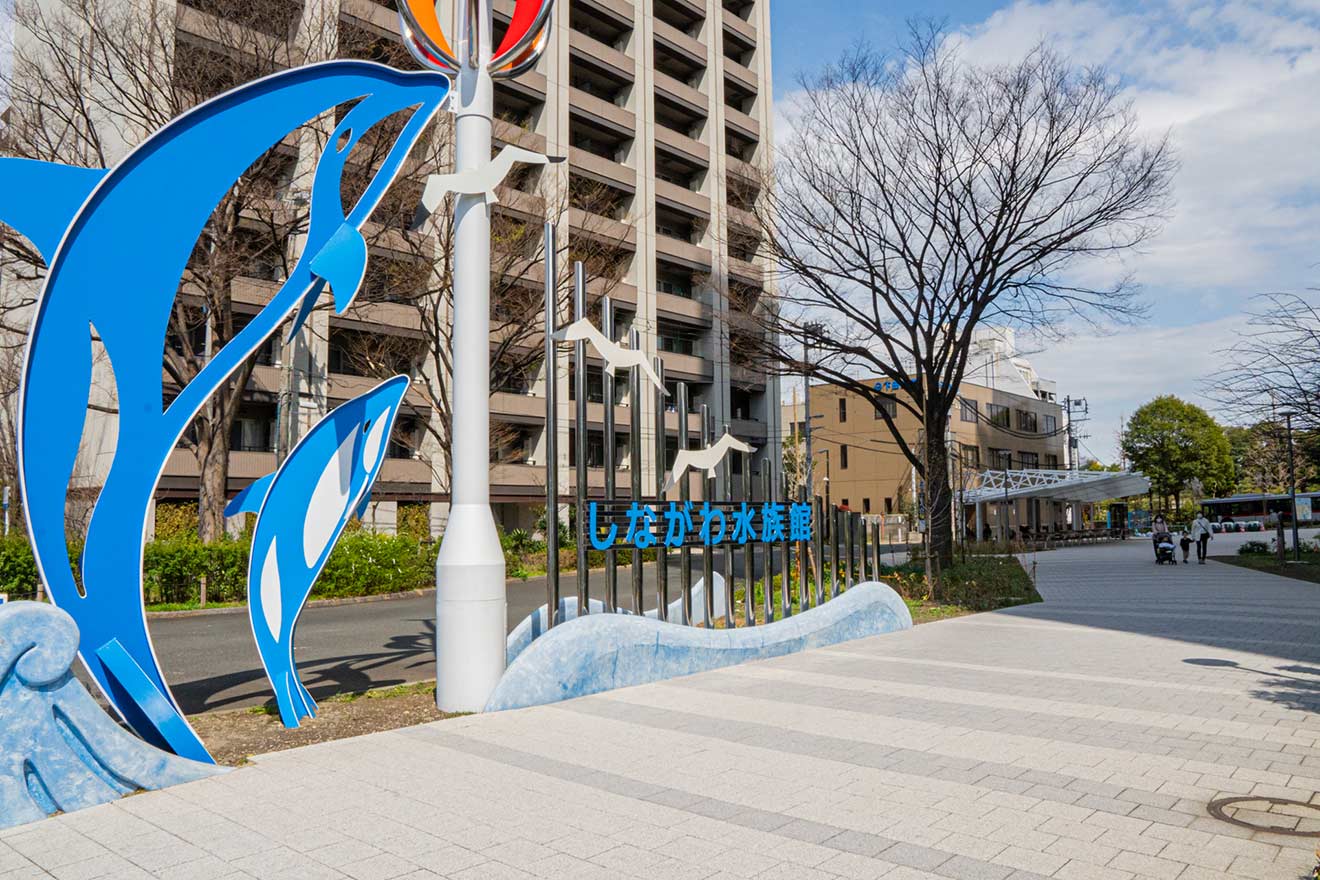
[4,538,1318,879]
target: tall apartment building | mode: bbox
[4,0,781,537]
[783,329,1070,534]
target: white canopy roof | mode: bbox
[963,468,1151,504]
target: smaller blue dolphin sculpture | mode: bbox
[226,376,410,728]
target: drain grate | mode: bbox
[1207,796,1320,837]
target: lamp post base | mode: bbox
[435,503,507,713]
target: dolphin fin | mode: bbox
[0,159,106,264]
[225,473,275,518]
[353,489,372,520]
[286,278,327,343]
[309,222,368,314]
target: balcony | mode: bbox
[659,350,713,382]
[728,255,764,286]
[569,33,633,82]
[338,300,425,334]
[491,391,545,424]
[723,57,757,94]
[573,0,634,27]
[379,457,433,487]
[654,71,707,117]
[654,19,706,68]
[655,178,711,219]
[722,7,757,46]
[661,0,707,27]
[724,106,760,141]
[655,125,709,167]
[328,373,432,409]
[725,154,761,183]
[569,88,635,136]
[655,234,712,270]
[568,146,635,192]
[569,206,637,249]
[730,416,768,439]
[726,204,759,232]
[662,409,706,434]
[493,118,546,153]
[340,0,395,32]
[655,291,712,325]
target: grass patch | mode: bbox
[1212,553,1320,584]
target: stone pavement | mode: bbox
[4,537,1320,880]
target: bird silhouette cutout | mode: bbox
[418,146,564,215]
[663,432,756,492]
[553,318,667,394]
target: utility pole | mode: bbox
[802,322,823,501]
[1063,395,1088,471]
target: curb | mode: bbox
[146,588,438,619]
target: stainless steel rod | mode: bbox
[797,485,810,611]
[780,468,792,617]
[743,453,754,627]
[601,296,616,613]
[677,381,691,625]
[543,222,559,627]
[845,510,854,589]
[762,468,775,624]
[813,495,825,605]
[830,507,840,599]
[872,520,882,580]
[722,423,735,629]
[654,357,667,622]
[700,405,713,628]
[573,263,588,614]
[628,328,643,615]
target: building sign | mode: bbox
[1296,497,1313,523]
[586,500,813,550]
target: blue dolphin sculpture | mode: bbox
[2,61,450,763]
[224,376,410,728]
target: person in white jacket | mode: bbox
[1190,513,1213,564]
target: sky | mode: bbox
[769,0,1320,463]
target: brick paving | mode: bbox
[4,537,1320,879]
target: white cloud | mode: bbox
[1026,315,1244,461]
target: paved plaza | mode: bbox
[5,537,1320,880]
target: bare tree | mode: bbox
[1208,292,1320,432]
[0,0,343,541]
[747,30,1174,568]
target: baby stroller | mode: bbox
[1153,531,1176,565]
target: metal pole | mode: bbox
[435,0,505,712]
[723,425,735,628]
[743,453,754,626]
[629,329,644,613]
[858,513,868,582]
[813,494,824,605]
[677,382,692,624]
[797,485,810,611]
[871,520,881,578]
[701,405,714,627]
[573,264,589,614]
[780,470,792,616]
[762,468,775,623]
[1287,412,1300,562]
[542,223,559,627]
[601,297,617,612]
[831,507,841,598]
[654,357,668,621]
[803,339,814,504]
[844,511,854,589]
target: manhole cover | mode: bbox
[1207,796,1320,837]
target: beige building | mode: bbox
[6,0,780,536]
[782,330,1071,536]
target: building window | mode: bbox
[841,498,849,509]
[989,448,1013,470]
[961,446,980,469]
[863,498,871,513]
[1019,451,1039,469]
[1043,414,1058,434]
[1016,410,1038,433]
[840,444,849,469]
[1045,453,1060,469]
[960,399,978,422]
[874,396,897,419]
[838,397,847,422]
[884,497,894,514]
[987,404,1010,428]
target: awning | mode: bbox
[963,469,1151,504]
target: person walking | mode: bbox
[1151,512,1168,559]
[1191,512,1213,564]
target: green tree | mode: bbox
[1121,397,1234,508]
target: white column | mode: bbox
[435,0,507,713]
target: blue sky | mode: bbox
[767,1,1320,462]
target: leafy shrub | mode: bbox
[1238,540,1271,555]
[154,503,199,541]
[142,537,249,605]
[315,532,437,598]
[396,503,431,541]
[939,557,1038,610]
[0,536,39,596]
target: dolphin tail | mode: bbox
[272,671,305,729]
[0,159,106,263]
[285,278,327,343]
[309,222,369,314]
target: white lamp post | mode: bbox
[399,0,554,712]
